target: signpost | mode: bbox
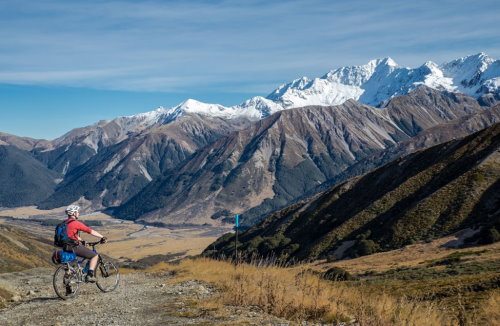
[235,214,239,264]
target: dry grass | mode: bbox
[311,237,500,274]
[157,258,456,325]
[483,292,500,326]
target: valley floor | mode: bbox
[0,207,230,262]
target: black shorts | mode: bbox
[71,245,98,260]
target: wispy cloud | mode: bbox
[0,0,498,93]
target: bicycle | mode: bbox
[53,241,120,300]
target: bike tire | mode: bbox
[96,261,120,293]
[53,264,80,300]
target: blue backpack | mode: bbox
[54,219,76,248]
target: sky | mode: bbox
[0,0,499,139]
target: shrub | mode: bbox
[484,228,500,244]
[322,267,353,281]
[210,209,232,220]
[347,239,381,258]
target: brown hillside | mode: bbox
[0,224,53,273]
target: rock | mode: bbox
[27,290,36,296]
[10,295,22,302]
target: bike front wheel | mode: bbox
[96,261,120,292]
[53,264,80,300]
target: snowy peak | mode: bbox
[175,99,228,114]
[442,52,493,74]
[112,52,499,132]
[440,52,499,95]
[267,53,499,107]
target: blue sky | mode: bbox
[0,0,499,139]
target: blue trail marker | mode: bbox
[235,214,239,264]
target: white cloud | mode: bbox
[0,0,498,93]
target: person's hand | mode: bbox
[100,237,107,244]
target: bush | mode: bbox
[484,228,500,244]
[210,209,232,220]
[322,267,353,281]
[347,239,381,258]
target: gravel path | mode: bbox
[0,267,291,326]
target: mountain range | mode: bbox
[0,53,499,228]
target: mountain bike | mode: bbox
[53,241,120,300]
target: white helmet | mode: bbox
[65,205,80,216]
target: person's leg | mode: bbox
[89,255,99,273]
[72,245,98,282]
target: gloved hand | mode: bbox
[80,240,86,246]
[100,237,107,244]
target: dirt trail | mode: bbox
[0,267,290,326]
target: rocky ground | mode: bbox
[0,267,293,326]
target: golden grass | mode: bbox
[311,237,500,274]
[155,258,456,325]
[483,292,500,326]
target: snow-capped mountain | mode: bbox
[117,52,499,127]
[43,52,499,175]
[267,52,499,108]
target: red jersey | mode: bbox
[65,218,93,240]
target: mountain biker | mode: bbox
[63,205,107,283]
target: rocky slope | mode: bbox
[206,123,500,262]
[38,114,252,210]
[310,104,500,196]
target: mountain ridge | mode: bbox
[205,122,500,261]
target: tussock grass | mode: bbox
[483,292,500,326]
[158,258,453,325]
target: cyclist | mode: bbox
[63,205,107,283]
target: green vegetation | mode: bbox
[322,267,354,281]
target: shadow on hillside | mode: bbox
[460,179,500,228]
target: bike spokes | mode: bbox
[95,261,120,293]
[53,264,81,300]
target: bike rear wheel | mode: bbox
[53,264,80,300]
[96,261,120,292]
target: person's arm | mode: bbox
[90,229,104,239]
